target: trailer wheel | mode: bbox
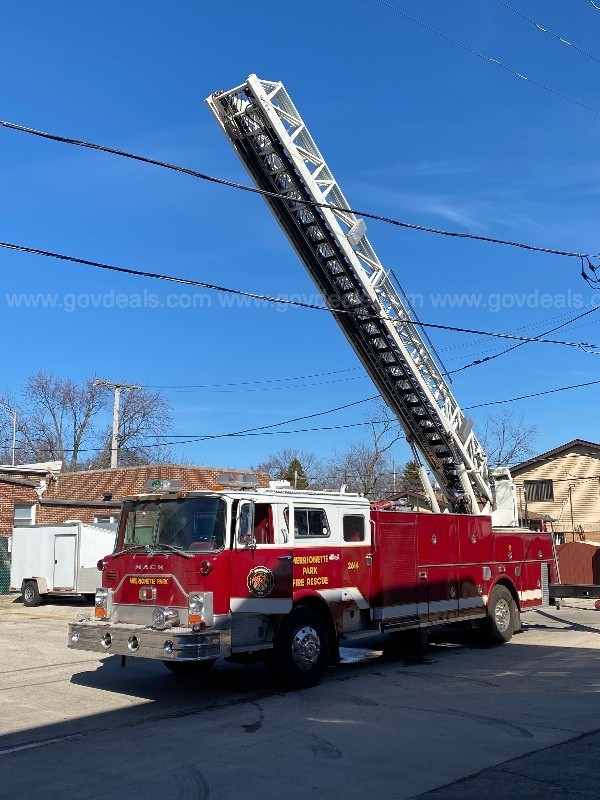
[485,586,515,644]
[22,581,41,607]
[163,659,216,676]
[272,606,329,690]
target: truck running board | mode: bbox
[550,584,600,600]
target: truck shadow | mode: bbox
[3,639,600,799]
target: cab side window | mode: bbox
[253,503,273,544]
[343,515,365,543]
[294,507,330,538]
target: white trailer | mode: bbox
[9,522,116,606]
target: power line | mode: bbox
[441,309,600,367]
[464,378,600,410]
[148,375,367,394]
[8,419,383,455]
[450,304,600,373]
[1,239,598,351]
[498,1,600,65]
[6,376,599,456]
[144,366,362,390]
[140,376,600,435]
[439,310,591,355]
[176,396,382,440]
[376,0,600,117]
[0,120,598,265]
[146,374,367,394]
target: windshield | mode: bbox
[119,497,227,552]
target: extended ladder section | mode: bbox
[207,75,494,513]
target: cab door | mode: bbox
[229,500,293,614]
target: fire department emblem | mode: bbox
[247,566,275,598]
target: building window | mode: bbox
[13,503,36,527]
[524,480,554,502]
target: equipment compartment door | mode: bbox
[417,517,459,622]
[53,535,77,590]
[230,501,293,614]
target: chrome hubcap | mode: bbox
[24,587,34,602]
[291,625,321,670]
[494,598,511,633]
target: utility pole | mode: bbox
[2,409,16,466]
[94,381,140,468]
[11,410,16,466]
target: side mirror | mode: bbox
[236,502,255,549]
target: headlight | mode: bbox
[189,594,204,613]
[188,593,205,628]
[95,588,109,619]
[95,588,108,607]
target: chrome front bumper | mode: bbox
[68,621,230,661]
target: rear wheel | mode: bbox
[272,606,329,690]
[22,581,41,607]
[484,585,515,644]
[163,659,216,676]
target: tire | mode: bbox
[484,585,515,644]
[22,581,41,607]
[272,606,330,690]
[163,659,216,676]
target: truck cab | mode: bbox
[68,476,371,687]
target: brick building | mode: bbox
[0,462,269,537]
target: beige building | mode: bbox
[511,439,600,540]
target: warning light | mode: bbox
[142,479,184,494]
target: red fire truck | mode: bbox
[68,75,554,686]
[68,474,552,688]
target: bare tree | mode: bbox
[324,401,404,499]
[252,448,324,488]
[0,372,174,470]
[0,373,106,469]
[88,388,174,469]
[479,409,537,467]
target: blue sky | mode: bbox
[1,0,599,473]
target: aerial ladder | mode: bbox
[207,75,518,526]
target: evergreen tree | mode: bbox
[401,460,422,490]
[278,457,309,489]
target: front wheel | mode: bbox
[272,607,330,690]
[163,659,216,676]
[484,585,515,644]
[22,581,41,607]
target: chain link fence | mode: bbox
[0,536,11,594]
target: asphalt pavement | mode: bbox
[1,593,600,799]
